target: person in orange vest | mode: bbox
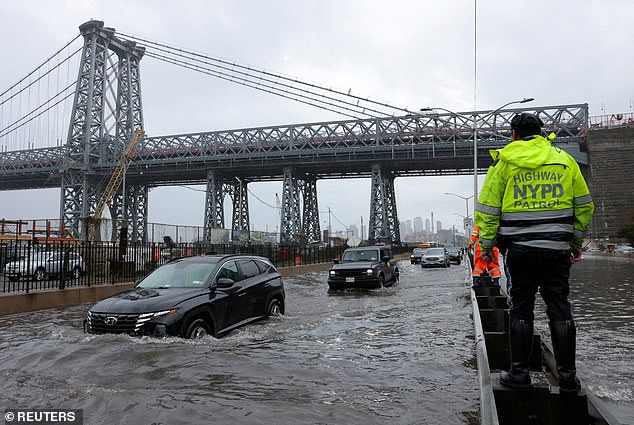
[468,225,501,287]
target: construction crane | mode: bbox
[94,129,146,219]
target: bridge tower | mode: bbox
[368,165,401,245]
[277,168,321,245]
[203,172,251,242]
[62,20,146,241]
[301,177,321,244]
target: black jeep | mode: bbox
[327,246,399,290]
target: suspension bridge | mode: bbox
[0,20,589,245]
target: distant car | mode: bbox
[84,254,285,339]
[446,247,461,265]
[4,250,86,281]
[328,246,399,290]
[410,248,427,264]
[615,245,634,254]
[421,247,450,268]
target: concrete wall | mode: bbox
[0,262,331,317]
[585,127,634,241]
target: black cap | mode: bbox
[511,113,544,137]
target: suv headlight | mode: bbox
[135,309,178,331]
[329,270,336,276]
[366,269,374,276]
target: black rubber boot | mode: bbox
[500,319,533,390]
[550,320,581,394]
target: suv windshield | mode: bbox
[426,248,445,256]
[342,249,378,262]
[138,260,217,288]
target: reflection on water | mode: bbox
[531,254,634,422]
[571,255,634,417]
[0,257,632,424]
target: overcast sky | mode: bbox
[1,0,633,237]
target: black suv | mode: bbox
[84,254,285,339]
[327,246,399,290]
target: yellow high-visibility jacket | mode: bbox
[475,133,594,251]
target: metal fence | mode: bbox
[0,218,281,244]
[0,240,347,294]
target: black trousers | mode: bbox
[505,246,573,323]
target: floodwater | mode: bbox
[0,255,632,424]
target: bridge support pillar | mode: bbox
[204,171,225,242]
[61,171,100,239]
[280,167,301,245]
[280,169,321,245]
[110,184,148,242]
[229,178,250,242]
[301,177,321,244]
[368,164,401,245]
[204,172,251,243]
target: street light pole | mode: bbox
[422,98,535,216]
[444,192,473,218]
[472,98,534,213]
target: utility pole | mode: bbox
[328,207,332,240]
[360,216,364,241]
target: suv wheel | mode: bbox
[185,319,211,339]
[267,298,284,316]
[34,268,46,281]
[378,275,385,289]
[72,267,82,279]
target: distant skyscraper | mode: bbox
[349,224,359,238]
[414,217,423,234]
[425,218,430,232]
[399,220,408,240]
[437,220,442,232]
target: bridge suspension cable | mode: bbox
[118,32,415,119]
[0,36,83,151]
[0,36,80,100]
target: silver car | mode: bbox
[420,247,450,268]
[4,251,86,281]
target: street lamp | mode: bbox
[473,98,534,212]
[444,192,473,218]
[422,97,535,214]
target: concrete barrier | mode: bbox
[0,283,137,316]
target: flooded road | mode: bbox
[1,255,633,424]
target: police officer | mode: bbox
[468,224,501,288]
[475,113,594,393]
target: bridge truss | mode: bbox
[0,20,589,245]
